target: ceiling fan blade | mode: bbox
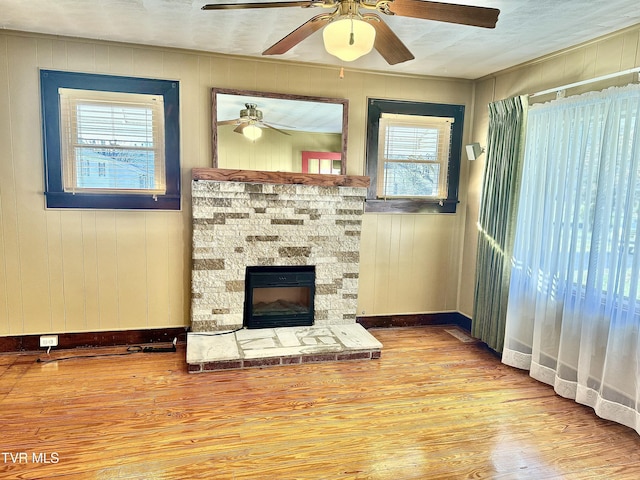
[202,1,314,10]
[363,15,414,65]
[383,0,499,29]
[263,14,331,55]
[233,124,246,134]
[264,123,292,136]
[218,119,239,125]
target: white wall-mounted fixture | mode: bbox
[466,142,485,161]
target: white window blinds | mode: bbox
[59,88,166,195]
[377,113,454,199]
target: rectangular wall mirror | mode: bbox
[212,88,349,175]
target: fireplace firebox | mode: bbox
[244,266,315,329]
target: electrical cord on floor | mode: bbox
[186,327,244,337]
[170,327,244,345]
[142,338,178,353]
[36,346,143,364]
[36,338,178,364]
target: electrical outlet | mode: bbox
[40,335,58,348]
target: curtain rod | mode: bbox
[530,66,640,98]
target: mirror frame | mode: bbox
[212,87,349,175]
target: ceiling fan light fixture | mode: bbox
[243,123,262,141]
[323,16,376,62]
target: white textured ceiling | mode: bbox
[1,0,640,79]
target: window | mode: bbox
[366,98,464,213]
[510,84,640,316]
[41,70,180,209]
[378,114,453,199]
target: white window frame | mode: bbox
[377,113,454,200]
[59,88,166,196]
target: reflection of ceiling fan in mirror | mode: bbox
[202,0,499,65]
[218,103,292,141]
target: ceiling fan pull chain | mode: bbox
[349,16,355,45]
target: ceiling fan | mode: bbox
[202,0,500,65]
[218,103,292,140]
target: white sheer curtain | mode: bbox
[502,83,640,433]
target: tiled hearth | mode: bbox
[187,324,382,373]
[187,168,381,372]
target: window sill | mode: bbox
[364,198,458,214]
[44,192,180,210]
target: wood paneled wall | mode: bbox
[3,25,638,335]
[0,30,474,335]
[459,24,640,317]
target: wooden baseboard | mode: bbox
[0,327,187,353]
[1,315,471,353]
[357,312,471,331]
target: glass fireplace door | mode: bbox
[244,266,315,329]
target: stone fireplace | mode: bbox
[187,168,382,372]
[191,168,370,332]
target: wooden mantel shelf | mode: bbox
[192,168,370,188]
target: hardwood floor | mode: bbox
[2,326,640,479]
